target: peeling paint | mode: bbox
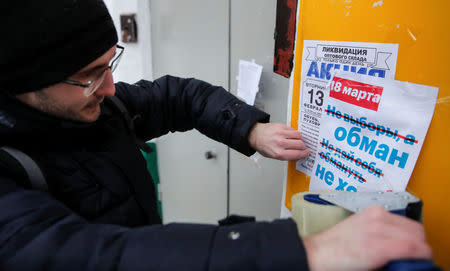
[273,0,298,78]
[407,28,417,41]
[436,96,450,105]
[373,0,383,8]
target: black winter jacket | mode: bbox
[0,76,309,270]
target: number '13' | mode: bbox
[307,89,324,106]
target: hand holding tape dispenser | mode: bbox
[292,191,441,271]
[291,73,442,270]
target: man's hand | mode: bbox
[248,123,309,161]
[302,205,433,271]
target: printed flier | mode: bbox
[296,40,399,175]
[309,73,438,192]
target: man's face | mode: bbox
[16,46,117,123]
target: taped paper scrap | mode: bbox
[236,59,263,105]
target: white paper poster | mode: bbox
[236,60,263,106]
[296,40,399,175]
[309,73,438,192]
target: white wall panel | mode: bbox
[149,0,230,224]
[229,0,290,221]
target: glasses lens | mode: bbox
[84,69,108,97]
[110,46,124,73]
[83,45,123,96]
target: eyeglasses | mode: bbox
[63,45,124,97]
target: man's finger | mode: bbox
[282,129,303,140]
[380,213,427,241]
[277,149,310,160]
[361,206,427,240]
[376,237,433,262]
[358,206,429,246]
[282,138,307,150]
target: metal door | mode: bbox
[151,0,290,223]
[229,0,291,221]
[150,0,230,224]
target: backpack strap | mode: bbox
[0,146,48,192]
[108,96,136,132]
[106,96,152,153]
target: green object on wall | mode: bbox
[141,142,163,219]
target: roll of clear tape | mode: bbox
[291,191,353,237]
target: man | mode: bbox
[0,0,432,270]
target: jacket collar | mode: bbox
[0,94,111,146]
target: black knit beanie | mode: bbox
[0,0,118,94]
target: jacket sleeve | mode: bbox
[114,75,270,156]
[0,176,309,271]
